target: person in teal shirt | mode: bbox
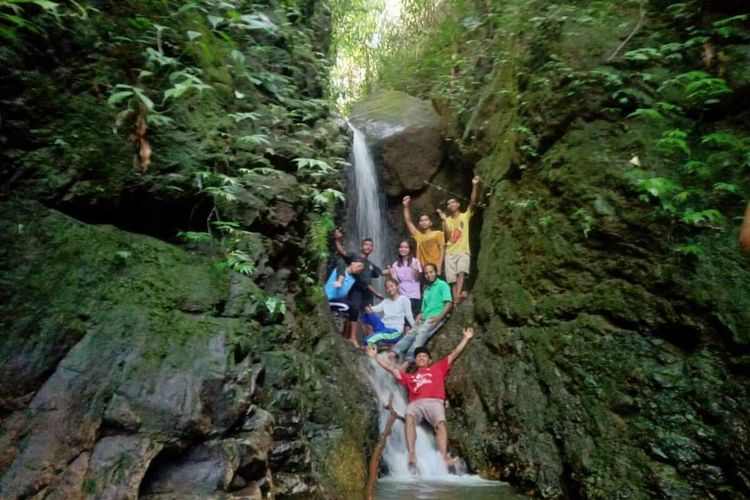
[393,263,452,364]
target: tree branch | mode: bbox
[607,5,646,63]
[365,394,404,500]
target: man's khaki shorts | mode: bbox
[405,398,446,428]
[445,252,470,284]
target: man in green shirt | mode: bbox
[393,263,452,364]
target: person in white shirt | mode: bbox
[363,279,415,346]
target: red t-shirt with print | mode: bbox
[398,357,451,402]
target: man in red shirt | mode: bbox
[366,326,474,469]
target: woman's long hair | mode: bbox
[396,239,414,268]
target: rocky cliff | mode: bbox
[353,0,750,497]
[0,1,375,498]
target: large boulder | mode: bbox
[0,200,375,499]
[349,90,443,196]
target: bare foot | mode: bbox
[454,291,468,306]
[408,453,417,474]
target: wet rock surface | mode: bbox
[418,6,750,499]
[0,200,376,499]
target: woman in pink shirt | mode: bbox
[390,240,422,316]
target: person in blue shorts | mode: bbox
[363,278,415,347]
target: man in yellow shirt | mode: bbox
[438,176,480,305]
[402,195,445,274]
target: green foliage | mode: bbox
[626,108,665,121]
[659,71,732,108]
[225,249,256,276]
[307,211,334,261]
[654,129,691,157]
[0,0,58,42]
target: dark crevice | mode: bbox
[49,187,212,244]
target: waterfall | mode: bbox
[346,122,463,479]
[364,355,462,479]
[348,125,388,270]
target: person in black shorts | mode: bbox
[333,229,384,346]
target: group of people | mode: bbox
[325,176,481,359]
[323,176,482,471]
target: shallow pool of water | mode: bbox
[376,476,525,499]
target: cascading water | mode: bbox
[346,122,456,478]
[346,122,522,498]
[348,125,388,269]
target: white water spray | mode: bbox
[347,122,462,479]
[348,125,388,269]
[364,356,462,479]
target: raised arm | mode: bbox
[437,208,450,240]
[333,228,347,257]
[366,346,402,380]
[402,196,418,235]
[469,176,481,213]
[437,234,445,275]
[448,327,474,364]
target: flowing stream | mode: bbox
[346,122,522,498]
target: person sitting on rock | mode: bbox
[402,195,445,275]
[389,239,422,317]
[363,278,415,347]
[392,263,451,365]
[436,176,480,306]
[366,327,475,469]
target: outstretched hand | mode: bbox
[463,327,474,340]
[365,345,377,358]
[402,195,411,207]
[472,176,481,185]
[436,208,447,220]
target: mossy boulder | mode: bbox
[0,200,375,498]
[349,89,443,196]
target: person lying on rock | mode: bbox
[325,255,368,345]
[392,263,452,365]
[325,256,366,301]
[362,278,415,347]
[436,176,481,306]
[366,327,475,469]
[402,196,445,275]
[332,229,384,347]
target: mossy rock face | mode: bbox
[372,1,750,498]
[0,200,374,498]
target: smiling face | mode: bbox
[415,352,431,368]
[385,280,399,298]
[360,239,374,256]
[446,197,460,214]
[418,214,432,230]
[423,264,437,283]
[398,241,411,258]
